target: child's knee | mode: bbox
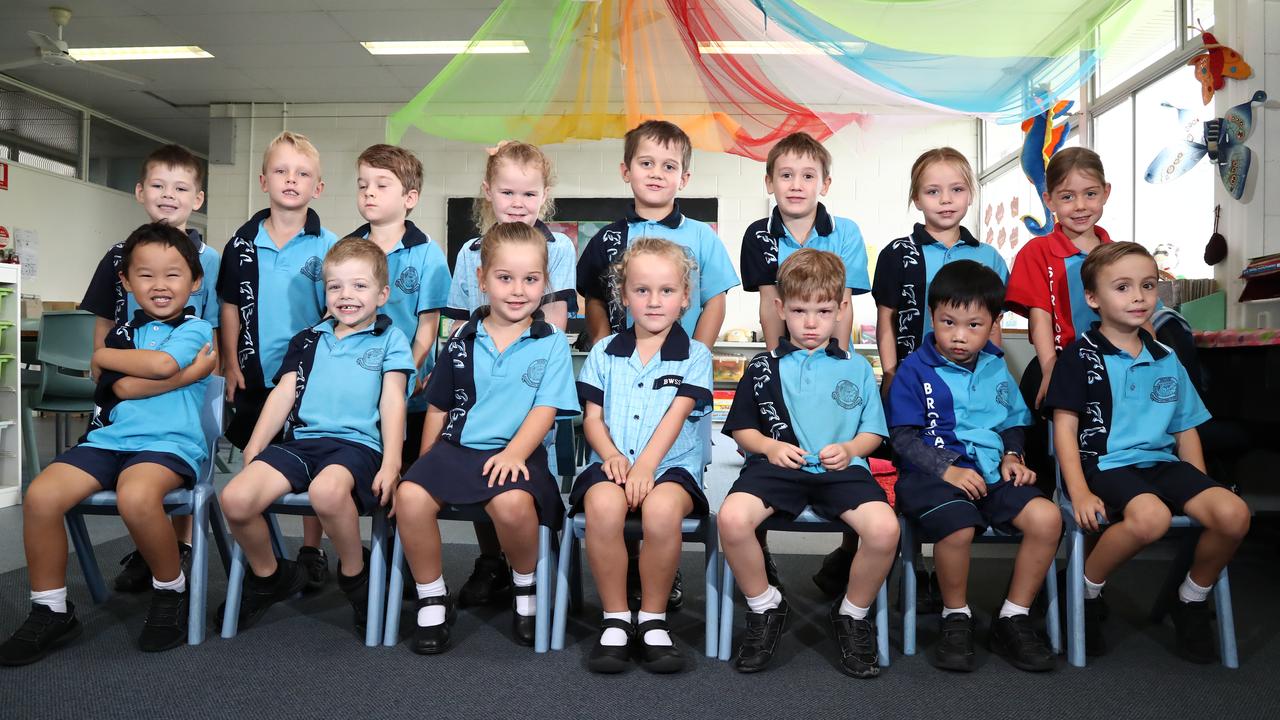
[116,483,165,519]
[1210,495,1251,540]
[640,499,683,538]
[307,477,352,515]
[1020,499,1063,540]
[219,481,258,523]
[936,526,975,549]
[1122,501,1172,544]
[583,487,626,530]
[22,481,74,522]
[854,509,899,553]
[717,502,760,544]
[488,492,535,528]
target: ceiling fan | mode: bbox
[0,6,145,85]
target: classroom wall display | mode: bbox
[1187,27,1253,105]
[1019,99,1074,237]
[1144,91,1267,201]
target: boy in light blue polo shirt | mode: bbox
[1045,242,1249,664]
[219,237,414,637]
[1,223,217,666]
[719,249,897,680]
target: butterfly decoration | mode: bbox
[1020,98,1074,236]
[1188,28,1253,105]
[1144,91,1267,200]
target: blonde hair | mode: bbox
[766,132,832,179]
[479,221,549,276]
[261,131,322,176]
[473,141,556,234]
[325,236,389,287]
[611,237,695,301]
[777,248,845,304]
[908,147,976,204]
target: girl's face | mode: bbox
[1044,168,1111,238]
[620,252,689,336]
[483,160,548,226]
[913,161,971,233]
[477,243,547,324]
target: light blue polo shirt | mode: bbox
[739,203,871,295]
[446,220,579,321]
[85,311,213,476]
[81,228,222,329]
[426,309,580,450]
[915,226,1008,331]
[577,324,713,483]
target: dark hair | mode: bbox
[927,260,1004,319]
[1081,241,1156,292]
[358,144,424,216]
[623,120,692,173]
[1045,146,1106,195]
[120,222,202,279]
[140,144,204,188]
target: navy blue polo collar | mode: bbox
[315,313,394,337]
[129,307,195,328]
[604,322,692,361]
[348,220,428,249]
[767,202,834,240]
[1082,323,1170,360]
[533,219,558,244]
[911,223,979,247]
[918,332,1003,367]
[186,227,205,249]
[625,201,684,229]
[773,335,847,359]
[234,207,323,241]
[460,306,553,340]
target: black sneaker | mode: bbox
[636,618,684,674]
[221,559,308,631]
[138,588,188,653]
[1084,596,1108,657]
[812,546,853,599]
[337,548,372,635]
[829,605,879,678]
[668,569,684,611]
[410,594,457,655]
[1170,598,1218,664]
[458,554,511,608]
[989,614,1055,672]
[732,598,790,673]
[587,618,635,674]
[296,546,329,593]
[114,543,192,594]
[932,613,976,672]
[0,603,82,666]
[762,546,785,594]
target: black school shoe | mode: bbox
[812,546,853,599]
[337,547,372,634]
[732,599,790,673]
[932,613,976,672]
[1084,596,1108,657]
[627,559,685,611]
[410,594,457,655]
[587,618,635,674]
[512,584,537,647]
[296,546,329,594]
[1170,597,1218,664]
[115,543,192,593]
[989,614,1055,672]
[0,603,83,666]
[829,604,880,678]
[458,554,511,608]
[762,548,784,595]
[138,588,188,653]
[636,618,684,674]
[220,559,308,631]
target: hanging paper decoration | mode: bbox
[1187,28,1253,105]
[1144,91,1267,200]
[1019,99,1074,236]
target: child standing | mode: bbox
[396,223,579,654]
[571,238,714,674]
[219,237,414,635]
[1046,242,1249,663]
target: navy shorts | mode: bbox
[401,440,564,530]
[254,438,382,513]
[1085,461,1223,516]
[728,460,888,521]
[53,445,195,491]
[896,472,1045,542]
[568,463,709,516]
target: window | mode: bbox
[88,117,164,195]
[0,80,82,177]
[1097,0,1179,95]
[1092,98,1134,242]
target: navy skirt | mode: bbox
[401,440,564,530]
[568,463,708,517]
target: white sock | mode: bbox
[512,569,536,616]
[637,610,671,646]
[999,599,1029,619]
[941,605,971,619]
[600,610,632,646]
[1083,575,1106,600]
[839,596,869,620]
[415,576,448,627]
[152,571,186,594]
[745,585,782,614]
[31,588,67,614]
[1178,574,1212,604]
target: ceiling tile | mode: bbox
[328,9,495,41]
[207,42,377,70]
[157,12,352,46]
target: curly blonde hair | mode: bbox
[610,237,696,312]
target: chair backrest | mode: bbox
[197,376,226,484]
[37,311,96,372]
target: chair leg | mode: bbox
[214,454,231,474]
[1045,558,1061,654]
[535,525,553,653]
[551,514,574,651]
[718,558,735,661]
[22,403,41,485]
[365,511,388,648]
[901,517,917,656]
[1151,531,1199,623]
[267,513,286,559]
[876,579,890,668]
[704,515,719,659]
[568,532,584,612]
[1066,525,1086,667]
[188,487,211,645]
[220,542,247,639]
[383,529,406,647]
[65,513,108,604]
[1214,567,1239,669]
[208,498,232,576]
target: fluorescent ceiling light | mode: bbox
[361,40,529,55]
[70,46,213,61]
[697,40,866,56]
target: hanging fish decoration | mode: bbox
[1020,98,1074,236]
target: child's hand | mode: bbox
[1000,454,1036,486]
[415,371,431,395]
[765,440,809,470]
[224,363,245,402]
[601,454,631,484]
[943,465,988,500]
[1035,374,1051,410]
[242,443,263,468]
[90,348,104,382]
[1073,492,1108,533]
[818,443,850,471]
[372,466,400,507]
[483,450,529,487]
[183,343,217,383]
[624,465,655,510]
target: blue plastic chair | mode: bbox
[899,516,1062,656]
[220,493,390,647]
[551,512,720,657]
[65,375,231,646]
[718,507,891,666]
[383,504,557,652]
[26,311,96,466]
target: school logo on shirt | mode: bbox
[756,229,778,265]
[522,359,547,388]
[300,256,323,281]
[1150,376,1179,403]
[831,380,863,410]
[653,375,683,390]
[395,267,420,294]
[356,348,384,371]
[995,381,1012,410]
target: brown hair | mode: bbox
[325,236,389,287]
[908,147,975,204]
[140,144,204,188]
[1045,146,1106,195]
[261,131,322,176]
[766,132,832,179]
[612,237,696,300]
[1081,241,1155,292]
[479,221,549,277]
[623,120,692,173]
[777,248,845,304]
[473,141,555,234]
[358,143,423,197]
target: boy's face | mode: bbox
[477,244,547,325]
[620,137,689,211]
[135,163,204,229]
[765,151,830,223]
[324,257,388,330]
[931,301,996,365]
[775,293,844,351]
[356,163,417,226]
[119,242,200,321]
[1043,168,1110,238]
[913,161,971,233]
[260,144,323,212]
[620,252,689,337]
[1085,254,1158,332]
[483,160,547,225]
